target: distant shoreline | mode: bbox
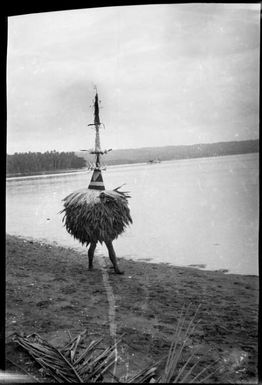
[6,162,149,180]
[6,151,258,180]
[6,168,89,180]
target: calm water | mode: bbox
[6,153,259,275]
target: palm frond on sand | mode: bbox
[13,305,219,383]
[60,188,132,247]
[14,329,122,383]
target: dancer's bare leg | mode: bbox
[105,240,124,274]
[88,241,97,270]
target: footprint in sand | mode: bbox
[36,300,50,308]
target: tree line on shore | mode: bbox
[7,150,86,176]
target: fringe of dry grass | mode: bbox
[61,188,132,247]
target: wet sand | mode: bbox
[5,234,259,382]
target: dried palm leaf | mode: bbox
[14,330,123,383]
[12,305,220,383]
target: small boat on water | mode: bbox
[148,158,161,164]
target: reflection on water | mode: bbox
[6,153,259,275]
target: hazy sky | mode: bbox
[7,3,260,153]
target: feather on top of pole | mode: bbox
[61,89,132,247]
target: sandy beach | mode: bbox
[5,234,258,383]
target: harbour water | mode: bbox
[6,153,259,275]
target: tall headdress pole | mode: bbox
[88,90,110,190]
